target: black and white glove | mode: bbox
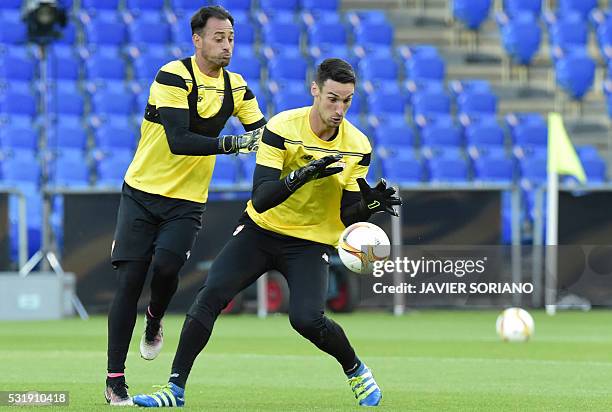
[218,126,264,154]
[284,154,344,192]
[357,177,402,216]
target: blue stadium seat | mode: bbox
[512,122,547,148]
[94,125,137,151]
[500,12,542,65]
[558,0,597,20]
[81,0,119,10]
[227,55,261,82]
[307,23,347,48]
[0,91,37,117]
[92,91,135,116]
[421,119,462,148]
[129,15,171,45]
[86,55,127,81]
[555,49,595,100]
[259,0,298,13]
[50,157,90,187]
[449,79,491,98]
[380,149,423,184]
[427,151,470,182]
[211,0,252,12]
[367,91,406,115]
[132,54,169,82]
[473,152,514,183]
[273,91,311,112]
[210,156,239,186]
[310,45,359,69]
[518,152,547,183]
[576,146,607,182]
[457,90,498,119]
[549,15,588,55]
[412,90,451,123]
[353,22,394,50]
[96,152,132,187]
[0,54,35,81]
[0,20,27,44]
[48,92,85,116]
[85,16,126,46]
[374,123,414,149]
[359,56,399,82]
[465,119,505,148]
[126,0,165,11]
[404,53,445,82]
[300,0,339,12]
[347,10,388,26]
[262,23,301,49]
[1,156,41,186]
[47,53,80,80]
[55,22,77,45]
[0,126,38,153]
[453,0,493,30]
[505,111,545,134]
[48,125,87,152]
[503,0,542,18]
[267,55,307,82]
[0,0,21,9]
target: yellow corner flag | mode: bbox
[547,112,586,183]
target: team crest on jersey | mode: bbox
[302,154,314,161]
[197,95,203,102]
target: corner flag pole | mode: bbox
[544,113,586,316]
[544,166,558,316]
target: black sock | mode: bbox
[344,358,362,376]
[107,261,150,373]
[169,316,212,389]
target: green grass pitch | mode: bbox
[1,310,612,411]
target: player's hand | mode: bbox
[284,154,344,192]
[357,177,402,216]
[219,127,264,154]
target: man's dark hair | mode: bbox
[314,58,356,88]
[191,5,234,35]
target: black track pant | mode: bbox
[169,218,358,388]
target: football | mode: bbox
[496,307,535,342]
[337,222,391,274]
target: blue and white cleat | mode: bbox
[347,363,382,407]
[132,383,184,408]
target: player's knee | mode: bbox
[289,311,324,338]
[188,283,233,321]
[115,261,148,295]
[151,249,184,280]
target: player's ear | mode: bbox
[310,81,319,98]
[192,31,202,49]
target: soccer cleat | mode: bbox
[133,383,185,408]
[347,363,382,407]
[140,315,163,360]
[105,376,134,406]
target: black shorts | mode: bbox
[111,183,206,266]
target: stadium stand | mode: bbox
[1,0,611,262]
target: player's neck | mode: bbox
[309,108,337,141]
[194,54,221,78]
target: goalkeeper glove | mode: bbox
[218,126,264,154]
[284,154,344,192]
[357,177,402,216]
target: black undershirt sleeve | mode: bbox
[250,164,292,213]
[340,190,371,227]
[158,107,224,156]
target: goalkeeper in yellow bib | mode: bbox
[104,6,266,406]
[133,58,401,408]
